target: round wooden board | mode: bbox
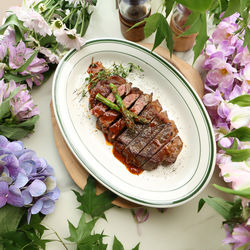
[50,43,204,208]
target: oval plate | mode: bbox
[52,38,216,208]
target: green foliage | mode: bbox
[147,0,250,62]
[224,148,250,162]
[112,236,124,250]
[225,127,250,141]
[0,210,51,250]
[229,94,250,107]
[73,176,117,219]
[213,184,250,199]
[0,115,39,140]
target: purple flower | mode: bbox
[0,182,24,208]
[0,79,39,121]
[223,224,250,250]
[8,41,49,88]
[0,136,60,222]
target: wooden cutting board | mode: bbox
[50,43,204,208]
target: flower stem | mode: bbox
[45,2,60,21]
[74,11,81,29]
[80,9,86,36]
[62,9,77,23]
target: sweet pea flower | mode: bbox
[10,6,52,37]
[212,14,239,45]
[219,160,250,190]
[223,224,250,250]
[39,47,60,64]
[228,104,250,129]
[205,52,236,90]
[233,47,250,66]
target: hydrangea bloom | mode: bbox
[0,135,60,222]
[9,6,52,37]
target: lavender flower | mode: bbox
[0,135,60,222]
[223,224,250,250]
[8,40,49,88]
[0,79,39,121]
[9,6,52,37]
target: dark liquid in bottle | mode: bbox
[124,6,147,22]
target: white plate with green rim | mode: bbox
[52,38,216,208]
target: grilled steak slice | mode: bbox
[114,100,162,153]
[91,83,131,118]
[96,87,142,133]
[142,136,183,170]
[122,111,169,165]
[89,75,126,109]
[133,120,178,167]
[107,93,152,142]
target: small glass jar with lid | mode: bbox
[119,0,151,42]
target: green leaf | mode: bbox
[4,73,32,83]
[0,115,39,140]
[39,35,57,47]
[152,22,165,51]
[164,20,174,56]
[213,184,250,199]
[112,236,124,250]
[164,0,175,17]
[14,50,38,73]
[144,13,162,38]
[0,14,26,40]
[229,94,250,107]
[184,11,199,27]
[193,13,209,63]
[66,214,99,244]
[223,0,241,18]
[73,176,116,219]
[179,14,200,36]
[243,27,250,54]
[0,205,25,234]
[197,198,206,212]
[225,127,250,141]
[176,0,214,12]
[224,148,250,162]
[0,88,20,120]
[200,197,233,220]
[132,243,140,250]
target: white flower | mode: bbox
[54,28,85,50]
[10,6,52,37]
[39,47,60,64]
[228,104,250,129]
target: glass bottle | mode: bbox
[170,4,197,52]
[119,0,151,42]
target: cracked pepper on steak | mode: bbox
[87,61,183,171]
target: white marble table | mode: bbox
[2,1,231,249]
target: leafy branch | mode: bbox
[142,0,250,62]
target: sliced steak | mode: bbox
[107,93,152,142]
[113,100,162,154]
[133,120,178,167]
[89,75,126,109]
[96,87,142,133]
[122,111,169,165]
[142,136,183,170]
[91,82,131,118]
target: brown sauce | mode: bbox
[103,134,143,175]
[113,147,144,175]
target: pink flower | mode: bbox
[10,6,52,37]
[219,160,250,190]
[223,224,250,250]
[54,27,85,50]
[39,47,60,64]
[234,47,250,66]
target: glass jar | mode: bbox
[170,4,197,52]
[119,0,151,42]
